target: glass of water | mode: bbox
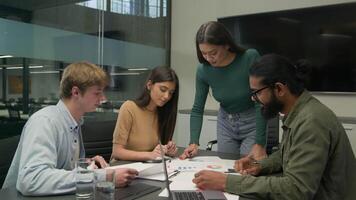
[75,158,94,199]
[95,169,116,200]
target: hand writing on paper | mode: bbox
[179,144,199,159]
[234,156,262,175]
[248,144,267,161]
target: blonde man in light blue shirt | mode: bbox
[2,62,138,196]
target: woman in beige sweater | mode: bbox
[111,66,179,161]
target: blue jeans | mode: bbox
[217,107,256,155]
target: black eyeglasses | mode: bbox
[251,86,270,103]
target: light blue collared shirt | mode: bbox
[2,100,85,196]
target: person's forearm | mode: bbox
[17,166,76,196]
[112,146,152,161]
[225,173,311,199]
[189,113,203,145]
[258,150,282,175]
[190,69,209,145]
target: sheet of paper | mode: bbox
[169,157,236,173]
[169,159,205,172]
[158,168,240,199]
[138,170,179,181]
[107,162,160,177]
[108,162,176,180]
[139,164,163,176]
[107,162,153,171]
[187,156,222,162]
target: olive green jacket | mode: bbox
[225,91,356,200]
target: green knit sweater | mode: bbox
[190,49,266,146]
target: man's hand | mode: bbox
[91,155,109,168]
[248,144,267,161]
[166,141,178,157]
[234,156,262,175]
[114,168,138,187]
[192,170,227,191]
[179,144,199,159]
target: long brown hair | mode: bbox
[195,21,246,65]
[134,66,179,144]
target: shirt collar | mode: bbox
[56,100,83,132]
[282,90,313,128]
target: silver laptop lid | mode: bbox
[158,140,172,199]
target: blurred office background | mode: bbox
[0,0,171,139]
[2,0,356,186]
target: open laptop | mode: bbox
[158,142,227,200]
[115,182,160,200]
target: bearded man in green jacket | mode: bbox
[193,54,356,200]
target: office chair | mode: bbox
[81,116,117,161]
[205,116,280,154]
[206,140,217,151]
[0,135,21,187]
[265,117,280,154]
[100,101,114,112]
[7,106,21,120]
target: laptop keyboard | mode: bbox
[173,191,205,200]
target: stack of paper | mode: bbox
[107,162,176,181]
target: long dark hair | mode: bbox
[195,21,246,65]
[250,54,311,96]
[134,66,179,144]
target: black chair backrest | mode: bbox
[0,135,21,187]
[81,119,116,161]
[7,106,21,120]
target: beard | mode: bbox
[260,93,284,120]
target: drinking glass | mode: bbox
[75,158,94,199]
[95,169,116,200]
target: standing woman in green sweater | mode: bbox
[180,21,267,160]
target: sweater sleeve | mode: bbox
[249,50,267,146]
[190,66,209,145]
[112,101,133,146]
[255,102,267,146]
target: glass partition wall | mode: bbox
[0,0,171,138]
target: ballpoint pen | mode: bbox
[168,170,181,179]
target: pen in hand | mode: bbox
[224,168,237,173]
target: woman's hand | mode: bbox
[148,144,167,160]
[91,155,109,168]
[166,141,178,157]
[248,144,267,160]
[179,143,199,159]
